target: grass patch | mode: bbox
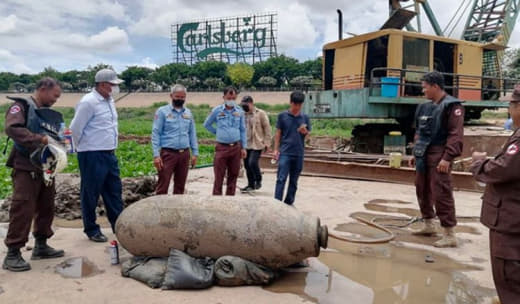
[0,101,363,198]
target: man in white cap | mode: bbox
[70,69,124,242]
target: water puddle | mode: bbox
[265,239,495,304]
[55,257,104,278]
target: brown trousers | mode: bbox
[213,143,241,195]
[5,170,55,249]
[155,148,190,195]
[490,231,520,304]
[415,147,457,228]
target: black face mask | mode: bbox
[172,99,185,108]
[241,104,250,112]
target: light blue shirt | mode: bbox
[504,118,514,130]
[203,104,247,148]
[70,89,118,152]
[151,105,198,157]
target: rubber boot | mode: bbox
[411,218,437,236]
[433,227,458,248]
[2,247,31,272]
[31,236,65,260]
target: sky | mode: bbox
[2,0,520,74]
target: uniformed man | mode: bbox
[70,69,123,243]
[203,86,247,195]
[240,95,272,192]
[409,71,464,248]
[3,77,65,272]
[471,85,520,303]
[152,84,198,194]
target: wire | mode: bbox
[329,214,395,244]
[448,0,474,37]
[443,0,468,35]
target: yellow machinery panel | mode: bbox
[332,43,366,90]
[456,44,483,101]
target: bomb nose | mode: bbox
[319,225,328,249]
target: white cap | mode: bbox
[95,69,123,84]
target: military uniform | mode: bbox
[413,94,464,246]
[4,97,60,249]
[471,128,520,303]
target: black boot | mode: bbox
[31,236,65,260]
[2,247,31,272]
[254,181,262,190]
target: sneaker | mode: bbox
[88,232,108,243]
[240,186,255,193]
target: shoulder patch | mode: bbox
[507,143,519,155]
[9,105,21,114]
[454,108,462,117]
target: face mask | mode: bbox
[111,85,120,95]
[241,104,250,112]
[173,99,185,108]
[225,100,235,107]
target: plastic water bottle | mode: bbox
[63,128,74,154]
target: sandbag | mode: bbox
[215,256,278,286]
[121,257,167,288]
[161,249,215,290]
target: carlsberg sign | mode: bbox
[177,17,268,59]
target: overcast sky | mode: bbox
[2,0,520,74]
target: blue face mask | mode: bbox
[225,100,236,107]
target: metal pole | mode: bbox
[420,0,444,36]
[337,9,343,40]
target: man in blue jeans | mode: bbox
[70,69,124,242]
[273,91,311,205]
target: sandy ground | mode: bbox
[0,92,291,108]
[0,168,494,304]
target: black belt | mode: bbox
[218,141,240,147]
[100,150,115,154]
[162,147,188,153]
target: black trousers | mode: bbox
[244,149,262,187]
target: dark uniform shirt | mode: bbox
[5,99,44,171]
[471,128,520,259]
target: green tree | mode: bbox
[227,63,254,89]
[300,57,322,80]
[257,76,277,88]
[38,66,61,80]
[290,76,314,89]
[191,61,228,85]
[203,77,225,90]
[0,72,20,91]
[252,55,301,87]
[121,66,154,90]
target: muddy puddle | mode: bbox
[265,239,495,304]
[264,198,494,303]
[55,257,104,278]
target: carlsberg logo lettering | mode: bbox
[177,18,267,59]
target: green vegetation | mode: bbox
[0,102,361,199]
[0,55,323,92]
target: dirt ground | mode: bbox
[0,167,497,304]
[0,91,291,108]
